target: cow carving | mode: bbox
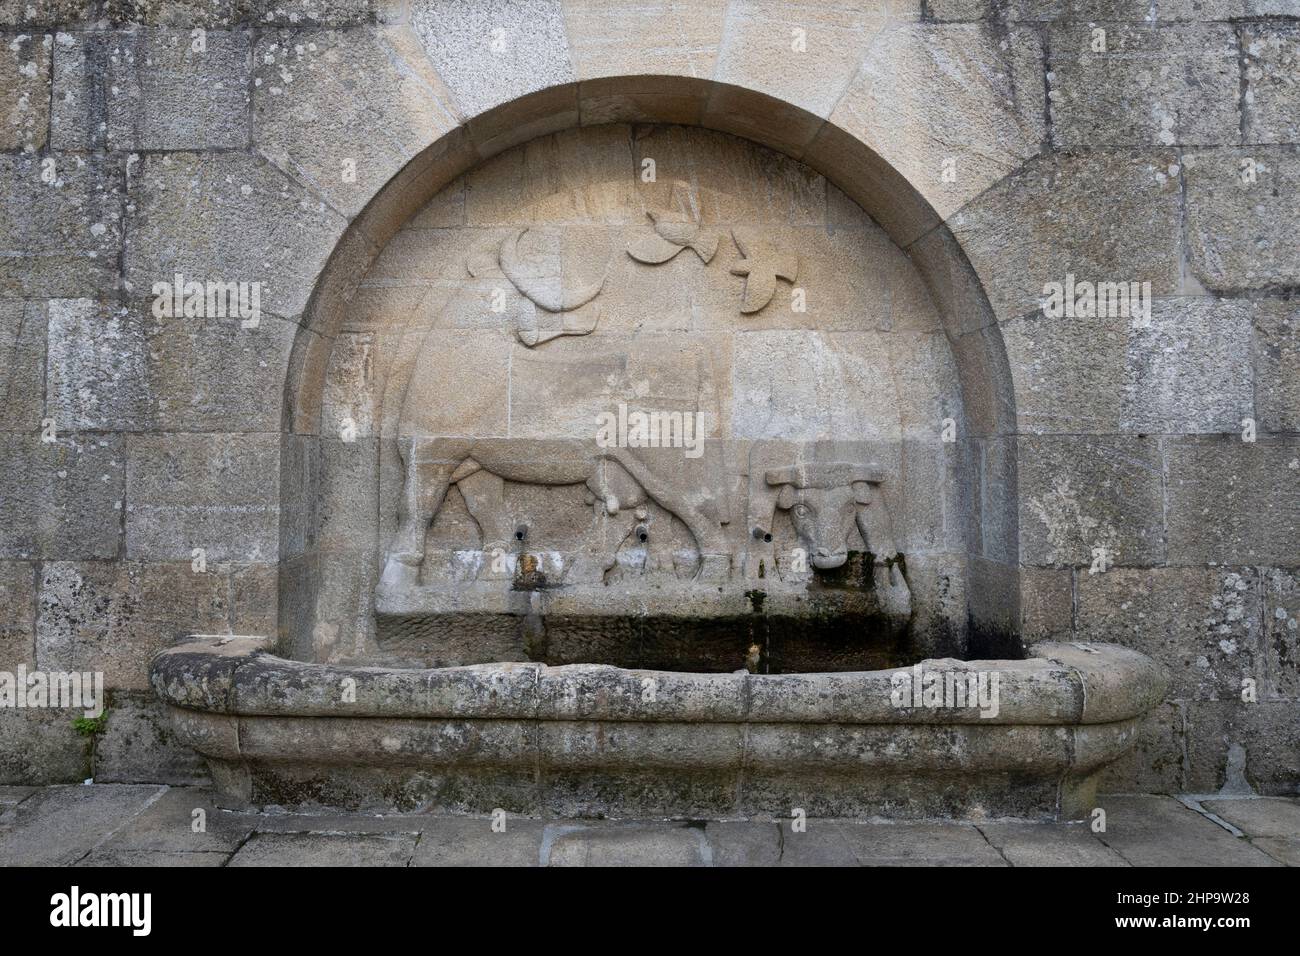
[753,461,911,621]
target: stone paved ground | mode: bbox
[0,786,1295,867]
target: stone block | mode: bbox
[106,27,251,150]
[1243,24,1300,144]
[1077,567,1263,701]
[1165,438,1300,565]
[1262,568,1300,699]
[37,561,233,689]
[411,815,545,866]
[1098,700,1185,794]
[0,153,123,299]
[562,0,724,82]
[978,823,1128,866]
[712,0,892,121]
[1019,567,1073,642]
[1184,700,1300,795]
[125,151,348,321]
[1048,23,1239,146]
[829,22,1045,220]
[1094,794,1281,866]
[0,1,96,27]
[49,30,103,151]
[124,433,281,562]
[46,299,153,432]
[92,691,209,784]
[0,560,36,668]
[1253,298,1300,433]
[254,26,459,218]
[545,822,708,866]
[0,31,50,151]
[409,0,574,119]
[1183,147,1300,292]
[949,150,1181,325]
[1018,435,1164,568]
[0,434,124,560]
[0,300,47,431]
[0,708,90,786]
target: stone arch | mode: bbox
[280,77,1020,663]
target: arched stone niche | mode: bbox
[282,82,1019,671]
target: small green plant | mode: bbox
[72,712,109,737]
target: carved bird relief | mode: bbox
[729,229,799,314]
[467,227,605,347]
[627,180,721,265]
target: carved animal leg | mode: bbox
[456,470,513,579]
[378,454,459,595]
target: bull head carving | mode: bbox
[761,461,898,573]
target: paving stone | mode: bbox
[1201,797,1300,838]
[75,848,230,866]
[1249,837,1300,865]
[1095,794,1283,867]
[543,822,709,866]
[1047,23,1240,146]
[704,820,783,866]
[227,831,419,866]
[0,783,165,866]
[0,785,35,807]
[94,786,251,852]
[410,815,545,866]
[979,823,1129,866]
[833,822,1008,866]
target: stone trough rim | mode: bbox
[151,636,1167,728]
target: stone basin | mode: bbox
[151,637,1167,821]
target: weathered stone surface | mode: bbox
[91,785,249,851]
[949,151,1182,325]
[1254,298,1300,433]
[1098,700,1185,793]
[409,0,574,118]
[227,830,418,866]
[1202,796,1300,838]
[1048,23,1239,146]
[0,31,50,151]
[0,153,123,299]
[0,300,46,431]
[545,822,708,866]
[0,783,164,865]
[0,709,90,785]
[0,560,36,667]
[1165,439,1300,565]
[0,435,124,560]
[124,433,281,562]
[1262,568,1300,699]
[1018,435,1164,567]
[92,691,209,784]
[1185,700,1300,795]
[411,815,544,866]
[0,1,96,27]
[1018,568,1072,641]
[829,22,1045,219]
[37,561,233,688]
[254,26,458,218]
[49,30,103,151]
[46,299,152,431]
[1003,298,1254,435]
[1094,794,1282,866]
[125,151,347,320]
[704,820,782,866]
[978,823,1128,866]
[1244,25,1300,144]
[562,0,723,83]
[1183,147,1300,292]
[1076,568,1262,701]
[106,27,251,150]
[782,821,1007,866]
[75,847,228,865]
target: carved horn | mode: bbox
[498,228,605,313]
